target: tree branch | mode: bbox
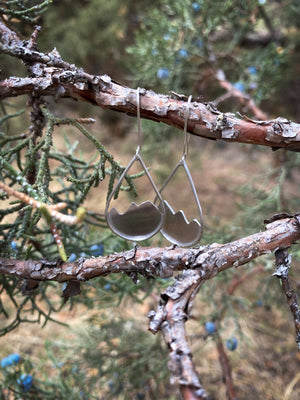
[0,21,300,152]
[0,194,299,399]
[1,74,300,151]
[214,69,268,120]
[147,214,300,399]
[149,272,208,400]
[216,335,237,400]
[274,248,300,349]
[0,215,299,283]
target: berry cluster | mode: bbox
[1,353,33,392]
[1,353,20,367]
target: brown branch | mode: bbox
[0,20,76,71]
[216,336,237,400]
[148,269,207,399]
[227,265,265,295]
[147,215,299,399]
[0,216,299,397]
[0,22,300,152]
[1,74,300,151]
[274,248,300,348]
[0,215,299,283]
[214,69,268,120]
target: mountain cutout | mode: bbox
[161,200,202,247]
[107,201,164,241]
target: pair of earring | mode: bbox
[105,89,203,247]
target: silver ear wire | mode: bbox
[158,95,203,247]
[105,88,165,241]
[182,95,192,159]
[136,87,142,153]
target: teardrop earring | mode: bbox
[105,88,165,241]
[158,95,203,247]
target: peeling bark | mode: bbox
[1,74,300,151]
[0,216,299,282]
[146,215,300,399]
[274,248,300,348]
[0,21,300,151]
[1,214,298,398]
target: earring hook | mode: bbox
[183,95,192,159]
[105,86,165,241]
[156,94,203,246]
[136,87,142,154]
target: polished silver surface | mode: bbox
[158,158,203,247]
[161,200,202,247]
[107,201,163,241]
[105,152,165,241]
[105,88,165,241]
[158,95,203,247]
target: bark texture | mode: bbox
[0,21,300,152]
[1,216,299,283]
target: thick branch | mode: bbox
[152,274,208,399]
[0,215,299,282]
[1,74,299,151]
[0,218,299,398]
[0,21,299,151]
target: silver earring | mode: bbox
[105,88,165,241]
[158,95,203,247]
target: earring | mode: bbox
[105,88,165,241]
[158,95,203,247]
